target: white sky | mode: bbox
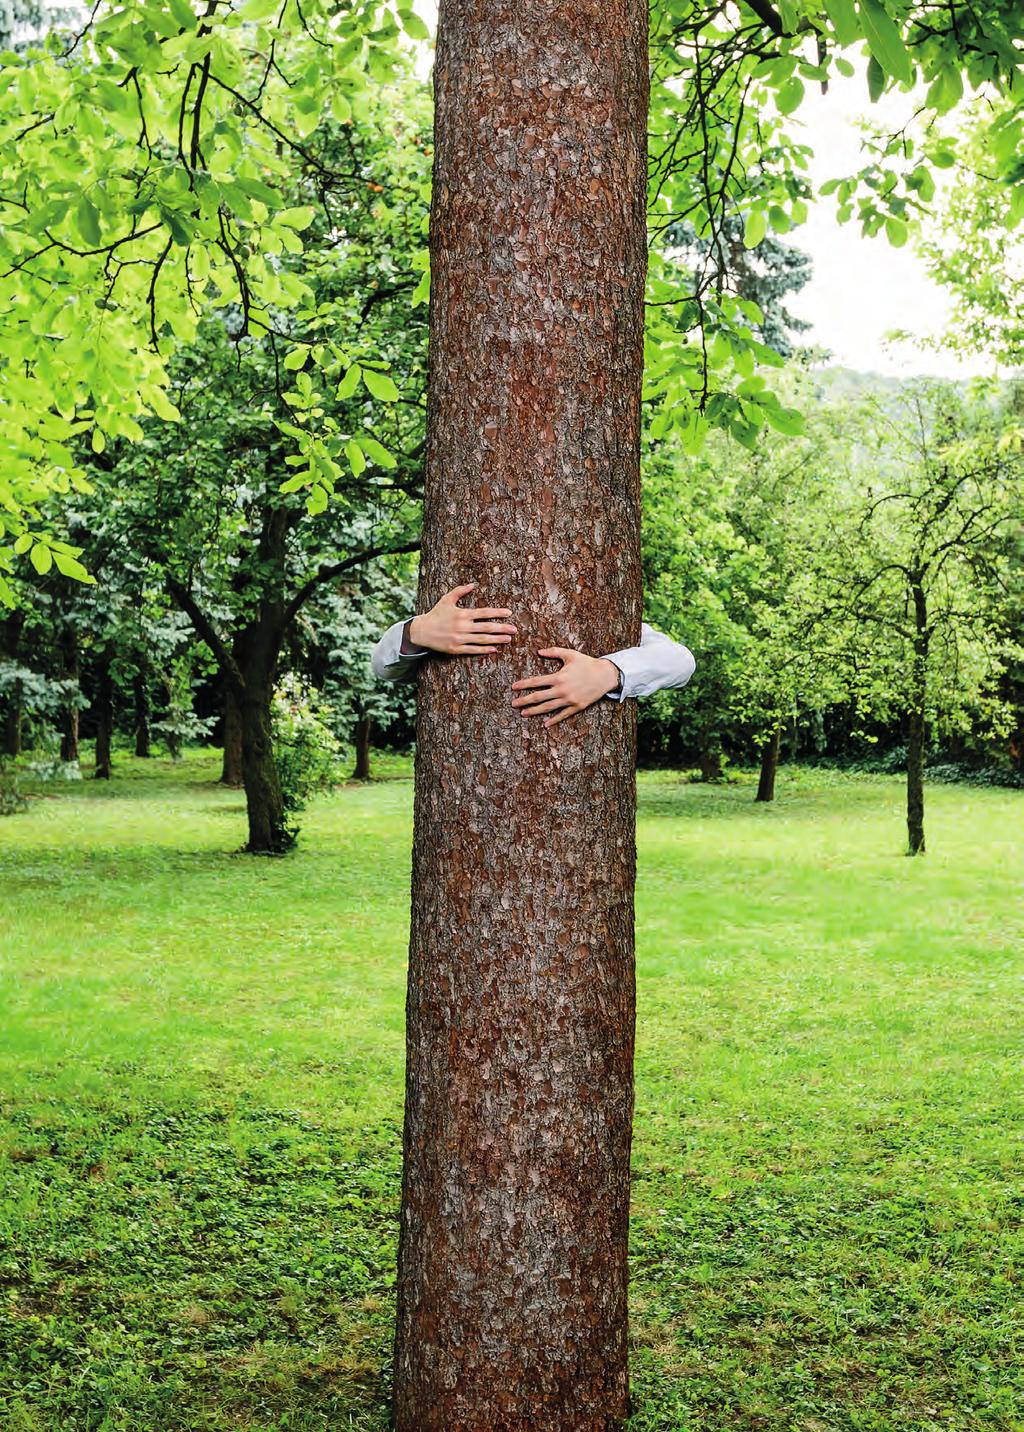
[408,10,997,379]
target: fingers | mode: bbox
[543,706,581,728]
[466,621,517,635]
[511,684,556,707]
[470,608,515,621]
[512,687,564,711]
[517,695,571,718]
[456,632,513,645]
[510,673,556,692]
[537,647,577,661]
[453,643,498,655]
[442,582,477,605]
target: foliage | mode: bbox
[271,672,342,818]
[152,651,216,759]
[0,0,412,599]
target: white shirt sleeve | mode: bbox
[601,622,696,701]
[371,617,428,683]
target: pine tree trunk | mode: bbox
[221,683,245,786]
[755,727,782,803]
[133,666,151,758]
[351,715,372,781]
[94,657,114,780]
[240,677,289,853]
[393,1,648,1425]
[59,627,80,764]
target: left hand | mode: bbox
[510,647,621,727]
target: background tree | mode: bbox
[816,383,1021,852]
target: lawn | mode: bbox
[1,753,1022,1431]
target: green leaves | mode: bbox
[361,368,399,402]
[76,195,101,246]
[823,0,859,47]
[858,0,913,86]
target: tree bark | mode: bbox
[94,655,114,780]
[59,626,80,764]
[393,1,648,1426]
[755,726,782,802]
[351,715,372,781]
[221,682,245,786]
[133,664,151,758]
[907,576,928,856]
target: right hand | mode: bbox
[408,583,517,656]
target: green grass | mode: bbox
[1,752,1022,1430]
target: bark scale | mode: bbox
[393,1,648,1426]
[755,727,782,803]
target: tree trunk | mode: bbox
[239,674,290,853]
[907,576,928,856]
[1,614,24,756]
[133,665,151,758]
[906,701,926,855]
[351,715,372,781]
[94,657,114,780]
[221,683,245,786]
[699,744,722,782]
[2,679,22,757]
[59,627,80,764]
[393,2,648,1426]
[755,727,782,803]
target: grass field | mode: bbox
[1,752,1022,1431]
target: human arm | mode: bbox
[510,623,695,726]
[370,584,517,683]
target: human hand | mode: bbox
[510,647,621,727]
[407,583,517,656]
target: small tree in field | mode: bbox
[821,384,1021,854]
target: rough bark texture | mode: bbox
[755,727,782,803]
[393,1,648,1426]
[221,683,245,786]
[352,715,372,781]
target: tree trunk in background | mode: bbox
[2,681,22,758]
[699,744,722,781]
[221,683,245,786]
[94,657,114,779]
[1,613,24,756]
[133,664,151,758]
[393,1,648,1426]
[755,727,782,803]
[59,626,80,764]
[907,576,928,856]
[352,715,372,781]
[236,631,289,853]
